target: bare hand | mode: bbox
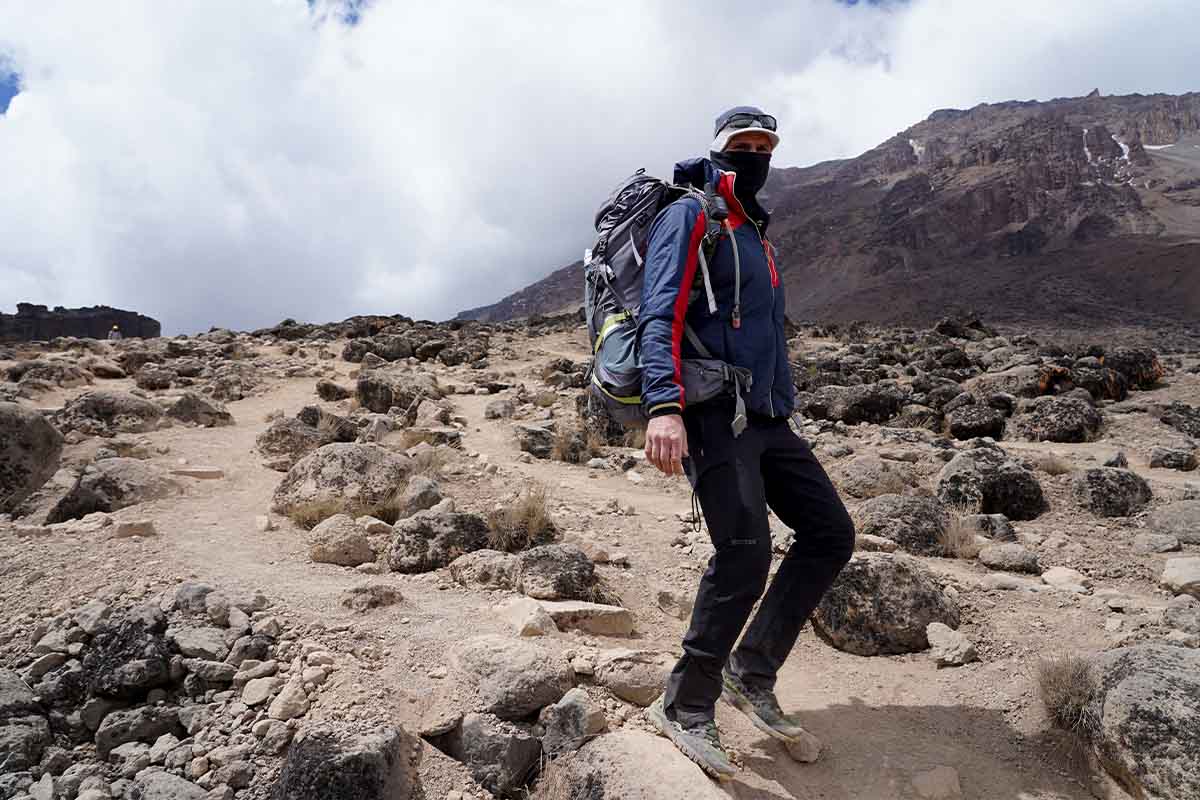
[645,414,689,476]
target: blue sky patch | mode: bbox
[0,71,17,114]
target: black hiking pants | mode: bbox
[664,399,855,729]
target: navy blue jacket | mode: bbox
[637,158,795,419]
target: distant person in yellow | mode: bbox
[107,325,122,341]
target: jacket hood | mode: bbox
[673,157,720,190]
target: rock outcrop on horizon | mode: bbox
[0,303,161,342]
[457,90,1200,329]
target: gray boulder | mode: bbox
[852,495,948,556]
[0,402,63,514]
[1164,595,1200,634]
[387,512,491,573]
[813,553,960,656]
[1147,501,1200,545]
[518,543,597,600]
[434,713,539,797]
[270,723,420,800]
[1071,468,1152,517]
[256,418,326,472]
[271,443,412,523]
[132,770,206,799]
[95,706,183,758]
[308,514,375,567]
[449,550,520,590]
[946,405,1006,440]
[1088,644,1200,800]
[46,459,180,523]
[450,636,573,721]
[1150,447,1198,472]
[936,445,1047,520]
[1015,396,1103,443]
[55,390,163,436]
[545,731,728,800]
[165,393,234,427]
[539,688,606,756]
[355,372,430,414]
[514,424,555,459]
[978,543,1041,574]
[0,669,51,772]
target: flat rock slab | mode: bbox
[170,467,225,479]
[538,601,634,636]
[1161,557,1200,599]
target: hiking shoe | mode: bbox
[646,696,737,780]
[721,669,810,742]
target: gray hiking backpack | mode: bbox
[584,170,753,434]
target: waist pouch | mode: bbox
[681,358,754,437]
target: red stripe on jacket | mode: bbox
[669,213,708,407]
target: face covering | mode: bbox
[710,150,771,207]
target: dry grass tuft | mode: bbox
[1036,654,1101,742]
[527,754,573,800]
[410,446,451,478]
[939,504,982,559]
[285,485,407,530]
[533,391,559,408]
[488,484,556,551]
[1032,451,1074,476]
[551,424,603,464]
[316,413,343,440]
[401,429,442,449]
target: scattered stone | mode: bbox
[539,600,633,636]
[267,681,310,721]
[978,543,1040,574]
[1150,447,1198,472]
[1161,557,1200,599]
[111,519,158,538]
[1132,532,1181,554]
[270,442,413,522]
[1164,595,1200,634]
[434,712,539,797]
[1041,566,1092,594]
[593,650,672,707]
[547,730,728,800]
[308,514,376,567]
[340,583,403,612]
[925,623,977,667]
[1015,396,1103,443]
[165,393,234,427]
[539,688,606,756]
[947,405,1006,440]
[911,765,963,800]
[448,550,520,590]
[1147,501,1200,545]
[170,466,224,479]
[494,597,557,637]
[450,636,573,721]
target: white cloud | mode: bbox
[1,0,1197,333]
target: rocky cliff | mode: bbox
[0,303,161,341]
[458,90,1200,329]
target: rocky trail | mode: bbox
[2,315,1199,800]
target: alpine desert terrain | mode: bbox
[1,313,1199,800]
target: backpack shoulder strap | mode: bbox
[683,323,714,360]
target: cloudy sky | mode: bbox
[2,0,1198,334]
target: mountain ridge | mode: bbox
[456,89,1200,329]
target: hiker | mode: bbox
[639,107,855,778]
[107,324,122,341]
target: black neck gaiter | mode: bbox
[710,150,771,212]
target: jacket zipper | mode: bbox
[724,172,777,418]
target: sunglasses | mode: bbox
[721,113,778,133]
